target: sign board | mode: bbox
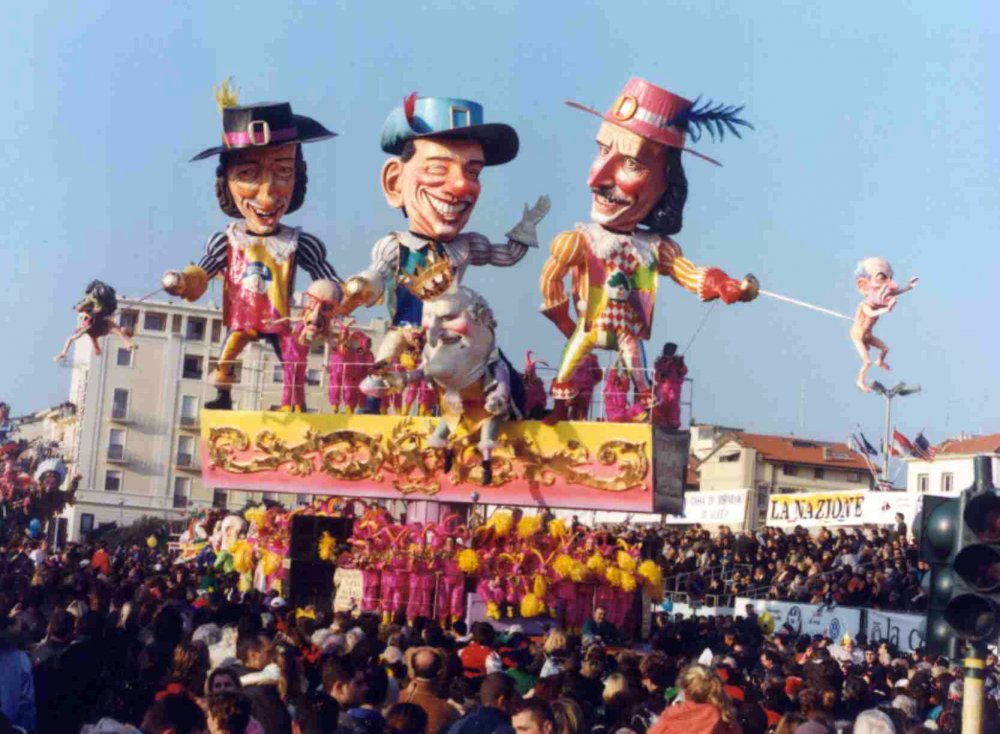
[866,610,926,653]
[860,493,921,527]
[202,411,673,512]
[766,490,866,529]
[664,489,749,526]
[333,568,363,613]
[736,597,862,640]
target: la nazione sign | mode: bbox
[766,490,866,528]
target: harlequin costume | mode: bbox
[540,77,758,418]
[170,99,339,410]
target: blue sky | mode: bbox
[3,1,997,446]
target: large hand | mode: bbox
[505,195,551,247]
[162,271,186,297]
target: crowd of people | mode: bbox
[595,520,924,613]
[0,529,991,734]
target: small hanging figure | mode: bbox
[851,257,918,392]
[55,280,136,362]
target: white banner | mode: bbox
[736,597,862,641]
[766,490,866,529]
[663,489,749,525]
[866,610,926,653]
[333,568,363,613]
[860,493,921,527]
[659,599,735,618]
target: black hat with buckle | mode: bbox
[191,101,337,162]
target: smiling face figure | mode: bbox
[226,143,298,234]
[588,122,669,233]
[421,287,496,391]
[382,138,484,241]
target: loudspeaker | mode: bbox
[287,515,355,612]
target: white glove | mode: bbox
[505,195,551,247]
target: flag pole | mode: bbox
[883,394,892,481]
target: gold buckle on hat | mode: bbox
[449,106,471,129]
[248,120,271,146]
[613,95,638,121]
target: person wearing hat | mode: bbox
[337,93,550,413]
[539,77,760,422]
[162,81,340,410]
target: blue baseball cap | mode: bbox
[380,94,519,166]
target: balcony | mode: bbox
[106,445,128,464]
[175,453,198,471]
[109,408,131,424]
[178,414,200,430]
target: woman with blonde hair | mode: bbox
[649,664,741,734]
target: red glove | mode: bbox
[541,300,577,339]
[700,269,759,304]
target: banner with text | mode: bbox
[663,489,749,526]
[866,610,926,653]
[735,597,862,640]
[766,490,867,529]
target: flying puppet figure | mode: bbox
[55,280,136,362]
[850,257,918,392]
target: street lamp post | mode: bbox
[870,381,922,482]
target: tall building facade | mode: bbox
[61,296,387,541]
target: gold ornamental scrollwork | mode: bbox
[513,437,648,492]
[384,419,440,495]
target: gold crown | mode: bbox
[398,251,455,300]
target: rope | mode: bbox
[681,302,718,356]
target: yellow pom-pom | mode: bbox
[638,560,664,600]
[587,553,606,575]
[533,575,547,598]
[605,566,622,588]
[457,548,480,574]
[318,531,336,562]
[569,560,589,583]
[487,510,514,537]
[146,535,158,549]
[487,601,501,620]
[244,506,267,529]
[547,518,567,539]
[620,572,637,593]
[237,573,252,593]
[231,540,254,575]
[616,550,637,573]
[517,514,542,539]
[520,593,545,618]
[552,554,575,580]
[260,550,281,578]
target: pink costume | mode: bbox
[327,323,352,411]
[603,367,641,423]
[406,555,436,621]
[381,549,410,620]
[651,355,686,429]
[476,577,506,619]
[437,556,466,624]
[345,340,374,411]
[570,354,603,420]
[523,352,548,419]
[280,322,310,411]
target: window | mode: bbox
[144,312,166,332]
[116,348,133,367]
[212,489,228,509]
[171,314,183,335]
[296,494,310,506]
[111,388,129,420]
[177,435,195,467]
[848,471,863,483]
[719,453,739,463]
[80,513,95,536]
[941,473,953,492]
[104,470,122,492]
[180,395,199,426]
[262,492,277,502]
[210,320,223,343]
[917,473,930,493]
[813,468,825,480]
[186,317,206,341]
[108,428,126,461]
[173,477,191,508]
[182,355,204,380]
[306,368,322,387]
[272,364,284,384]
[119,309,138,331]
[783,464,798,476]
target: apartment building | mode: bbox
[61,296,387,541]
[903,433,1000,495]
[695,431,872,528]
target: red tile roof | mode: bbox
[933,434,1000,456]
[714,431,869,470]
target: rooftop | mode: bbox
[704,431,869,470]
[932,433,1000,456]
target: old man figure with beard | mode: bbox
[394,286,514,485]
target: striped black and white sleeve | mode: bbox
[298,231,341,282]
[196,232,229,278]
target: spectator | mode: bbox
[386,702,429,734]
[582,607,619,645]
[400,647,459,734]
[206,692,252,734]
[141,692,208,734]
[0,604,33,733]
[649,664,740,734]
[459,623,495,681]
[234,633,291,734]
[448,672,517,734]
[511,698,556,734]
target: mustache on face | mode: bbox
[591,187,631,206]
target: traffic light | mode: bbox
[944,457,1000,644]
[918,456,1000,656]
